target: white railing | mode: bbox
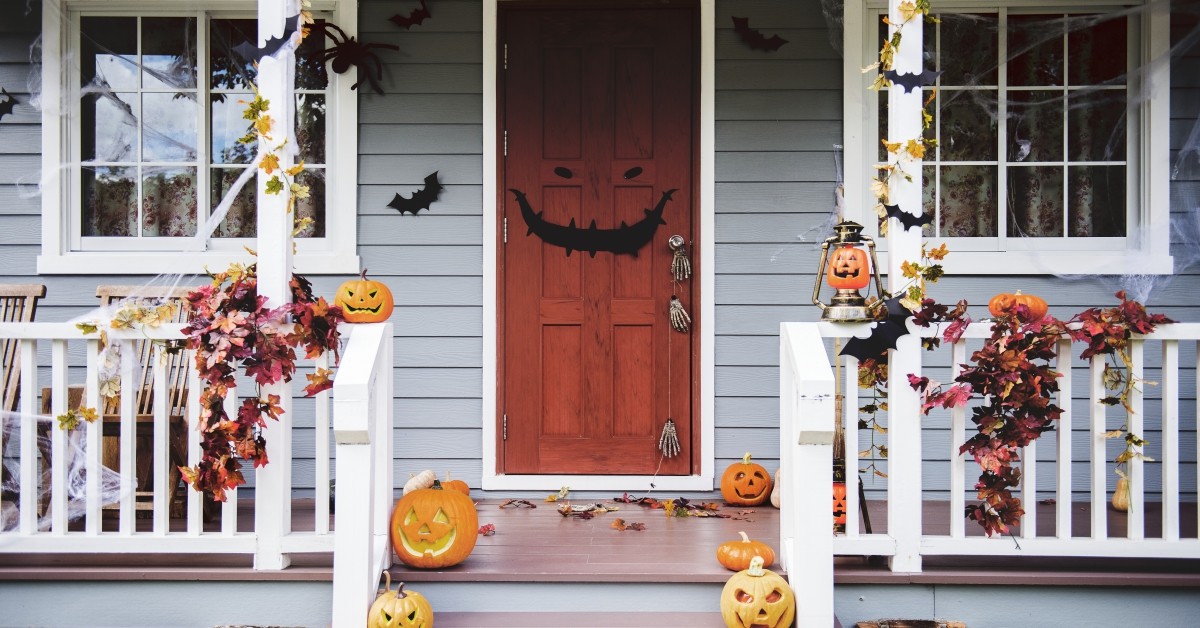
[781,321,1200,622]
[330,322,394,627]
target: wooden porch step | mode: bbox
[436,611,729,627]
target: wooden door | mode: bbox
[500,3,697,475]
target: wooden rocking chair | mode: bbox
[0,284,47,500]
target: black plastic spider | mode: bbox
[314,22,398,95]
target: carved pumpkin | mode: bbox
[335,269,394,323]
[716,531,776,571]
[987,290,1048,322]
[368,572,434,628]
[390,481,479,569]
[720,452,772,506]
[826,244,870,290]
[442,471,470,495]
[832,481,848,530]
[720,555,796,628]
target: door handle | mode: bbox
[668,235,691,281]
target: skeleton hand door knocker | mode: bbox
[668,234,691,281]
[669,295,691,333]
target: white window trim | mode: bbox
[38,0,360,275]
[843,0,1171,275]
[480,0,716,492]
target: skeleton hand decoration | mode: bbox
[669,296,691,333]
[659,418,681,458]
[668,235,691,282]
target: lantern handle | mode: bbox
[864,237,886,308]
[811,238,834,310]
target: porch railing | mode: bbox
[781,321,1200,622]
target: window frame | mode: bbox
[843,0,1171,275]
[39,0,360,275]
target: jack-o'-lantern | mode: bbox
[716,531,776,571]
[832,481,848,529]
[335,269,394,323]
[390,480,479,569]
[720,452,772,506]
[368,572,434,628]
[720,556,796,628]
[826,244,870,290]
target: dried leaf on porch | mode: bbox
[545,486,571,502]
[611,519,645,531]
[499,499,537,509]
[478,523,496,536]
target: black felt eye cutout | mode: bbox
[554,167,573,179]
[623,166,643,180]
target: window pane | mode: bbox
[210,19,257,91]
[81,17,138,90]
[295,169,326,238]
[211,94,256,164]
[142,17,197,90]
[296,94,326,163]
[877,89,888,162]
[1008,15,1065,87]
[1008,166,1064,237]
[143,93,198,161]
[939,165,997,237]
[211,167,256,238]
[941,90,997,161]
[296,19,330,90]
[1068,90,1126,161]
[1069,15,1126,85]
[81,92,138,163]
[1069,166,1125,236]
[922,164,935,238]
[82,166,137,236]
[1008,90,1063,162]
[142,167,198,237]
[940,14,997,85]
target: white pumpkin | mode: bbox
[402,469,436,495]
[769,468,781,508]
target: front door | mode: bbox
[499,3,698,475]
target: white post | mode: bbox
[253,0,298,571]
[884,0,924,573]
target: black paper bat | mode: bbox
[0,89,16,122]
[390,0,431,29]
[731,16,788,52]
[883,69,939,94]
[234,14,302,63]
[840,297,911,362]
[388,171,443,215]
[510,188,672,258]
[884,204,933,231]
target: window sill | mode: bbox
[877,251,1174,276]
[37,250,362,276]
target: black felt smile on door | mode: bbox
[508,188,675,258]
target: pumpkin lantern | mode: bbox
[832,481,848,531]
[812,220,885,322]
[390,480,479,569]
[334,268,395,323]
[720,555,796,628]
[368,572,434,628]
[720,452,772,506]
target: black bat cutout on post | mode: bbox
[510,188,673,258]
[731,16,788,52]
[234,14,302,63]
[388,171,443,215]
[883,69,940,94]
[0,89,17,122]
[840,297,912,362]
[885,203,933,231]
[390,0,431,29]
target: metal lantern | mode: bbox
[812,220,885,322]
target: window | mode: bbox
[845,0,1170,274]
[40,0,360,274]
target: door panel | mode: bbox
[501,4,696,475]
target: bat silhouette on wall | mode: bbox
[731,16,788,52]
[884,203,933,231]
[388,171,443,215]
[509,188,673,257]
[390,0,431,29]
[0,89,17,122]
[840,297,911,362]
[883,69,939,94]
[234,14,302,63]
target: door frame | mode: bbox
[481,0,715,491]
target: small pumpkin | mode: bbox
[367,572,434,628]
[390,480,479,569]
[720,555,796,628]
[1112,476,1130,512]
[826,244,871,291]
[442,471,470,495]
[720,452,772,506]
[987,290,1048,322]
[716,531,776,571]
[335,268,395,323]
[832,481,848,531]
[402,469,437,495]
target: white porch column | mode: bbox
[254,0,297,571]
[885,0,924,573]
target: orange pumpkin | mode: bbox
[390,481,478,569]
[826,244,870,290]
[832,482,848,530]
[720,452,772,506]
[442,471,470,495]
[716,531,776,571]
[987,290,1048,322]
[335,269,394,323]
